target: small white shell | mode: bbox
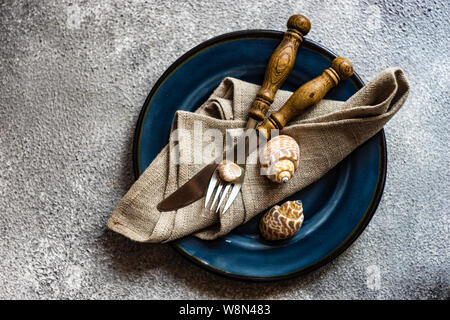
[259,135,300,183]
[259,200,304,241]
[218,160,242,182]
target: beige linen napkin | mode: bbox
[108,67,409,243]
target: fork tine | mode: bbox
[210,183,223,210]
[210,181,223,210]
[221,183,242,214]
[215,184,231,213]
[205,170,219,208]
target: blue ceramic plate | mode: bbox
[133,31,386,281]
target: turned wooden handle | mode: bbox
[248,14,311,121]
[257,57,354,139]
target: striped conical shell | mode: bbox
[259,200,304,241]
[259,135,300,183]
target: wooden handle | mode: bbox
[257,57,354,139]
[248,14,311,121]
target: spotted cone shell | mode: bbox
[259,135,300,183]
[218,160,242,182]
[259,200,304,241]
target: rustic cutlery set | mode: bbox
[157,14,354,241]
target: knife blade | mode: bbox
[156,162,217,211]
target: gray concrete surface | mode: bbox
[0,0,448,299]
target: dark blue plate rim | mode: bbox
[132,30,387,281]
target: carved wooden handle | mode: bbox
[257,57,354,139]
[248,14,311,121]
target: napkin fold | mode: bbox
[107,68,409,243]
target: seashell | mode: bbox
[218,160,243,182]
[259,135,300,183]
[259,200,304,241]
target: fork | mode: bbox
[204,135,248,214]
[204,15,311,214]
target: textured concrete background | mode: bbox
[0,0,448,299]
